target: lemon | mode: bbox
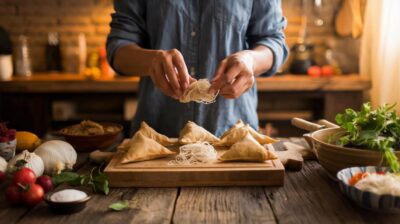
[16,131,41,152]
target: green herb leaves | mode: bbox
[109,200,129,211]
[52,167,109,195]
[335,103,400,172]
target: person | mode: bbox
[107,0,288,137]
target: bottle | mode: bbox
[78,33,87,74]
[14,35,32,77]
[0,26,13,80]
[46,32,62,72]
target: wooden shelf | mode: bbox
[0,73,371,93]
[258,110,313,121]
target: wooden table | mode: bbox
[1,138,398,224]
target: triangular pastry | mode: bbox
[137,122,178,146]
[215,126,248,147]
[179,121,220,144]
[245,124,279,144]
[121,132,175,164]
[220,120,245,139]
[219,133,277,162]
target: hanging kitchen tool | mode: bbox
[289,15,314,74]
[335,0,365,38]
[313,0,325,27]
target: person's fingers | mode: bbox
[152,62,177,99]
[171,50,190,91]
[211,59,227,82]
[212,63,242,94]
[162,58,182,97]
[224,62,242,84]
[189,76,197,83]
[210,61,228,92]
[219,74,249,99]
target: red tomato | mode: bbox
[348,172,369,185]
[307,66,321,78]
[321,65,334,77]
[0,171,6,183]
[6,184,22,205]
[12,167,36,185]
[21,184,44,206]
[36,175,53,193]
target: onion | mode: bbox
[8,150,44,177]
[0,156,7,172]
[34,140,77,175]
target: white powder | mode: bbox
[50,189,88,202]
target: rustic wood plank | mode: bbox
[18,187,178,224]
[105,149,284,187]
[265,161,368,224]
[173,187,276,224]
[16,154,178,224]
[288,137,311,150]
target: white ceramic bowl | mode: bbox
[337,166,400,213]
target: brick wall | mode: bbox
[0,0,113,72]
[0,0,359,73]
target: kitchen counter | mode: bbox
[0,73,370,93]
[0,137,398,224]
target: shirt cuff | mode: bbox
[106,39,134,76]
[252,38,288,77]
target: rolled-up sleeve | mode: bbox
[246,0,288,76]
[106,0,147,69]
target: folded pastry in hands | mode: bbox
[179,79,218,104]
[216,120,278,146]
[121,132,175,164]
[179,121,220,145]
[219,133,277,162]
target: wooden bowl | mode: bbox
[57,122,123,152]
[305,128,400,178]
[44,188,91,214]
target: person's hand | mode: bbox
[210,51,255,99]
[149,49,194,99]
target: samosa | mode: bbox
[137,121,178,146]
[179,121,220,144]
[220,133,277,162]
[121,132,175,164]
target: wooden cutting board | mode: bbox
[104,147,284,187]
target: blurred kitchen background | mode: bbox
[0,0,398,137]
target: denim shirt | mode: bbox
[107,0,288,137]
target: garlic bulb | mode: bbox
[8,150,44,176]
[0,156,7,172]
[34,140,77,175]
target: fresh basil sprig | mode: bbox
[52,167,109,195]
[335,102,400,172]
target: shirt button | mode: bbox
[191,31,196,37]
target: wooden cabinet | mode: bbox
[0,74,371,137]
